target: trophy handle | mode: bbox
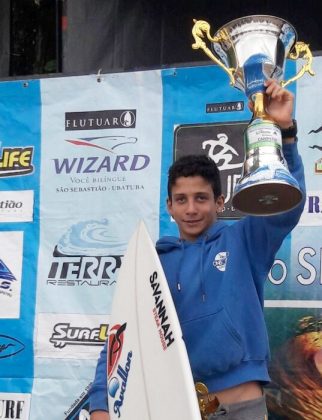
[192,19,236,86]
[281,41,315,88]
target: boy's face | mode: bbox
[167,175,224,242]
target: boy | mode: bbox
[89,79,305,419]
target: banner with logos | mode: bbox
[32,71,163,419]
[0,79,41,403]
[0,58,321,419]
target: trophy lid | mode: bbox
[216,15,297,36]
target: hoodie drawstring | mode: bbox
[200,235,207,302]
[176,239,185,292]
[176,237,207,302]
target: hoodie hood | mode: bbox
[156,220,227,252]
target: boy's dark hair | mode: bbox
[167,154,222,199]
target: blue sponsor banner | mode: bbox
[0,58,319,418]
[0,79,41,392]
[263,56,322,303]
[296,55,322,191]
[160,65,246,236]
[160,61,302,304]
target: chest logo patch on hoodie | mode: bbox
[213,252,229,272]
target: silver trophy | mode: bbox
[192,15,314,215]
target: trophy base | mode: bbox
[232,163,303,216]
[232,181,302,216]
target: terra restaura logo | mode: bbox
[46,219,124,287]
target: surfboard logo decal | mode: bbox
[107,323,133,417]
[108,323,127,378]
[109,350,133,417]
[150,271,175,350]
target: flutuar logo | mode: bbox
[65,110,136,130]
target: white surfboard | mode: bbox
[107,221,202,420]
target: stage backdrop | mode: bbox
[0,58,321,419]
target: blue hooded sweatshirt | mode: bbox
[89,141,305,413]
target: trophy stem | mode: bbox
[252,92,270,120]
